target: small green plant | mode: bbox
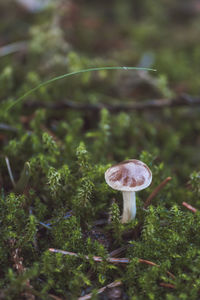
[1,1,200,298]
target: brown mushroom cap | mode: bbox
[105,159,152,192]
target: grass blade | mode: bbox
[5,66,156,111]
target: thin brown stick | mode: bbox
[48,294,63,300]
[109,246,128,257]
[138,258,157,267]
[40,125,62,146]
[182,202,197,213]
[144,177,172,209]
[139,259,175,279]
[49,248,175,279]
[159,282,176,289]
[166,271,175,280]
[24,94,200,112]
[0,41,27,57]
[9,240,35,300]
[49,248,129,263]
[78,281,122,300]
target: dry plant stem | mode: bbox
[182,201,197,213]
[49,248,129,263]
[0,123,17,132]
[49,249,175,279]
[139,259,175,279]
[0,41,27,57]
[24,94,200,112]
[138,258,158,267]
[78,281,122,300]
[144,177,172,209]
[7,243,57,300]
[9,240,35,300]
[121,191,136,223]
[109,246,128,257]
[5,157,16,187]
[40,125,62,146]
[48,294,63,300]
[159,283,176,289]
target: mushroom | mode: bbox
[105,159,152,223]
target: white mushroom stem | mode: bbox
[121,191,136,223]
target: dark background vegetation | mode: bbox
[0,0,200,299]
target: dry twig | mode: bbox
[78,281,122,300]
[9,240,35,300]
[49,248,175,279]
[182,201,197,213]
[49,248,129,263]
[5,157,16,187]
[144,177,172,209]
[48,294,64,300]
[0,41,27,57]
[139,259,175,279]
[109,246,128,258]
[159,282,176,289]
[9,241,60,300]
[24,94,200,112]
[40,124,63,146]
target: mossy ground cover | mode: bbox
[0,1,200,299]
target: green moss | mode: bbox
[1,0,200,298]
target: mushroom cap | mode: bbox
[105,159,152,192]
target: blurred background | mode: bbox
[0,0,200,180]
[1,0,200,91]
